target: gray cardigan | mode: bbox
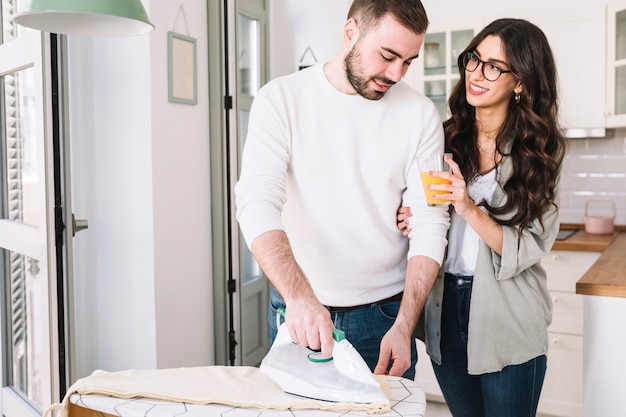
[424,152,560,374]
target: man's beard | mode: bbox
[344,45,395,101]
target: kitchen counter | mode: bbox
[552,228,618,252]
[575,231,626,298]
[549,225,626,298]
[552,225,625,298]
[552,223,624,299]
[553,227,626,416]
[571,229,626,417]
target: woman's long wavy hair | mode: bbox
[445,18,567,233]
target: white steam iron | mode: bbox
[259,308,388,404]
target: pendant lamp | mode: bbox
[13,0,155,36]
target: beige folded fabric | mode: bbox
[44,366,391,417]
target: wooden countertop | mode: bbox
[572,231,626,298]
[552,229,618,252]
[553,226,624,298]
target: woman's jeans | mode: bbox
[432,273,547,417]
[268,288,417,380]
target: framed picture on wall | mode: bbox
[168,31,197,105]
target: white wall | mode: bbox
[68,0,213,378]
[68,32,157,375]
[421,0,607,22]
[148,0,213,372]
[269,0,351,79]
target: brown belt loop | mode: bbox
[325,291,403,313]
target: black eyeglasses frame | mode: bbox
[462,51,512,82]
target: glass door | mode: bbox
[615,9,626,115]
[404,19,482,121]
[210,0,269,367]
[234,0,269,367]
[607,0,626,127]
[422,28,474,120]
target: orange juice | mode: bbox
[420,171,452,206]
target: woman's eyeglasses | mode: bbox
[462,51,512,82]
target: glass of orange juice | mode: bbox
[416,153,452,206]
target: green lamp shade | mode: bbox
[13,0,155,36]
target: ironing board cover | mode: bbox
[43,366,393,416]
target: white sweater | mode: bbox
[235,64,449,307]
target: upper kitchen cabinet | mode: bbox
[607,0,626,127]
[404,19,483,121]
[516,6,606,137]
[408,7,607,135]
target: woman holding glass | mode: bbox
[398,18,567,416]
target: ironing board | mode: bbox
[68,376,426,417]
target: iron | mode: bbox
[259,308,388,404]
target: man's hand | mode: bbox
[373,324,412,376]
[284,298,335,358]
[374,256,441,376]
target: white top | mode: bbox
[445,168,498,276]
[235,64,450,306]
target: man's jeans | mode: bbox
[431,273,547,417]
[268,288,417,380]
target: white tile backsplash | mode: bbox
[559,131,626,225]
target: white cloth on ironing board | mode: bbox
[43,366,391,417]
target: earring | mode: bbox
[514,92,521,104]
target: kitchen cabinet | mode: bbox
[407,7,608,135]
[607,0,626,127]
[415,250,600,417]
[536,250,600,417]
[404,18,483,121]
[513,6,606,136]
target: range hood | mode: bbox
[563,127,611,139]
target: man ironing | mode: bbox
[235,0,449,379]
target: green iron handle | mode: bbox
[277,306,345,342]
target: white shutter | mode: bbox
[2,0,29,395]
[1,0,61,414]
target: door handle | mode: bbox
[72,213,88,236]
